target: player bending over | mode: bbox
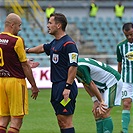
[76,58,123,133]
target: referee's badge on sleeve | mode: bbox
[52,54,59,64]
[69,52,78,63]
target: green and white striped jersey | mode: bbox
[76,58,121,92]
[117,39,133,83]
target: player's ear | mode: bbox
[10,22,14,28]
[57,23,61,29]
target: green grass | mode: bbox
[20,89,133,133]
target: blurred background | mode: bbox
[0,0,132,67]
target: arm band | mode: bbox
[65,83,72,90]
[26,48,30,53]
[91,96,98,102]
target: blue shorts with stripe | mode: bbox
[50,80,78,115]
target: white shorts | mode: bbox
[101,79,123,108]
[122,82,133,101]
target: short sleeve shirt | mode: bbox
[117,39,133,83]
[76,58,121,91]
[44,35,78,82]
[0,32,27,78]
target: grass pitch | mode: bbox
[20,89,133,133]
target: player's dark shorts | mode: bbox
[50,80,78,115]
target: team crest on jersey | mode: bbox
[125,51,133,61]
[69,52,78,63]
[52,54,59,64]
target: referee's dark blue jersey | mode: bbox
[43,35,78,83]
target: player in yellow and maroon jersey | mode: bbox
[0,13,39,133]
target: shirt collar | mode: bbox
[128,42,133,45]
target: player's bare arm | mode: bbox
[26,44,44,54]
[21,61,39,99]
[86,81,104,103]
[84,82,107,114]
[67,66,77,84]
[118,62,122,74]
[63,66,77,101]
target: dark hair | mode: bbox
[122,22,133,31]
[50,13,67,31]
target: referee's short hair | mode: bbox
[50,13,67,31]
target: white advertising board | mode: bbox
[26,67,83,88]
[27,65,117,88]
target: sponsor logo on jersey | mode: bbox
[125,51,133,61]
[69,52,78,63]
[0,39,9,45]
[0,69,10,77]
[52,54,59,64]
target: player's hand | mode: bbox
[92,100,107,117]
[92,100,99,110]
[31,86,40,100]
[98,100,107,115]
[63,89,70,102]
[92,101,100,117]
[27,59,40,68]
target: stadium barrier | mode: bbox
[26,65,117,89]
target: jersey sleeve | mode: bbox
[65,43,78,67]
[116,44,122,62]
[14,37,27,62]
[76,65,92,85]
[43,42,52,55]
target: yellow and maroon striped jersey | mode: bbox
[0,32,27,78]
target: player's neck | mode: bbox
[4,28,13,35]
[55,32,66,40]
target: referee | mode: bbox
[26,13,79,133]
